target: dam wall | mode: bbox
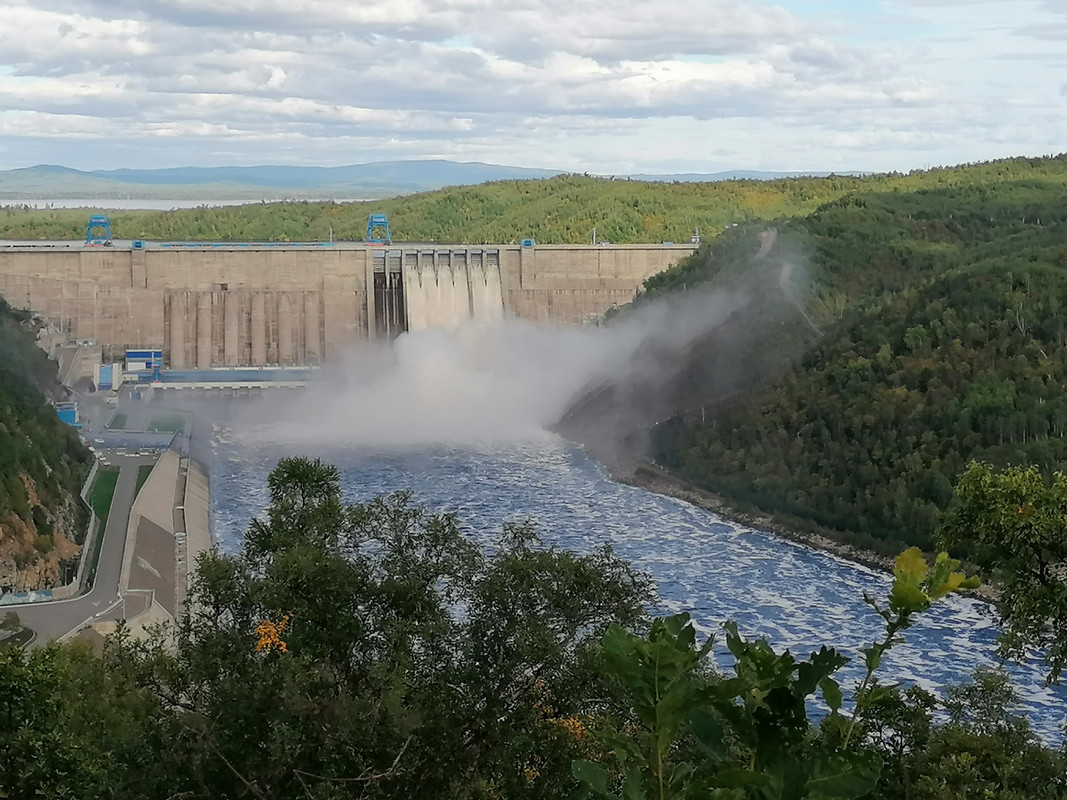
[0,243,693,365]
[500,245,677,324]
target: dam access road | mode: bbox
[13,450,157,643]
[0,239,696,369]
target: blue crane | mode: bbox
[85,214,112,246]
[365,214,392,244]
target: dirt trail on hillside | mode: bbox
[754,227,777,260]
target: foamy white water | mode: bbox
[209,427,1067,744]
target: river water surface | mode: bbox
[210,425,1067,741]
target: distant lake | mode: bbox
[0,198,374,211]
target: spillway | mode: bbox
[401,249,505,333]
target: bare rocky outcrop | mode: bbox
[0,473,82,595]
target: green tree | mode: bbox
[940,462,1067,683]
[105,457,653,799]
[573,549,978,800]
[862,668,1067,800]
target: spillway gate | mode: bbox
[371,250,406,339]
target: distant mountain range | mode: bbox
[0,161,862,202]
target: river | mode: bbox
[209,424,1067,742]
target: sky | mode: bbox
[0,0,1063,174]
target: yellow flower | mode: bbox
[548,716,586,740]
[255,614,291,654]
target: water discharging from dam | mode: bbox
[373,248,505,338]
[403,260,504,332]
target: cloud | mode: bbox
[1013,22,1067,40]
[0,0,1062,172]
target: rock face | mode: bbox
[0,298,92,595]
[0,474,83,594]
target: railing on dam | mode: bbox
[0,239,699,252]
[154,368,314,383]
[158,242,338,248]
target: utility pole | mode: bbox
[592,227,597,245]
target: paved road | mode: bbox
[11,451,157,644]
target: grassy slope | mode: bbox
[86,468,118,588]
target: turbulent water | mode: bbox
[210,425,1067,741]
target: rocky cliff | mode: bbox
[0,298,92,594]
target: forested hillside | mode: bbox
[0,299,91,593]
[2,154,1064,244]
[649,165,1067,554]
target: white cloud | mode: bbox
[0,6,151,65]
[0,0,1061,171]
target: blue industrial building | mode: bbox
[56,402,80,429]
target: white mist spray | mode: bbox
[250,282,752,449]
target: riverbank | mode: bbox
[617,460,998,604]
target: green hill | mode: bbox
[0,160,567,201]
[2,154,1063,245]
[646,161,1067,554]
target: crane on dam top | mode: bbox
[85,214,113,247]
[365,214,392,245]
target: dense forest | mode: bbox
[1,154,1064,245]
[0,299,92,592]
[647,159,1067,555]
[3,457,1064,800]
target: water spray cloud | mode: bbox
[250,281,753,450]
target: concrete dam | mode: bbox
[0,242,694,367]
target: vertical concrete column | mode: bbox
[363,253,376,339]
[278,293,293,365]
[169,294,187,369]
[319,250,364,354]
[518,245,532,289]
[224,293,239,365]
[402,262,427,333]
[196,292,213,369]
[466,257,479,319]
[251,293,267,365]
[130,249,148,289]
[304,293,320,362]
